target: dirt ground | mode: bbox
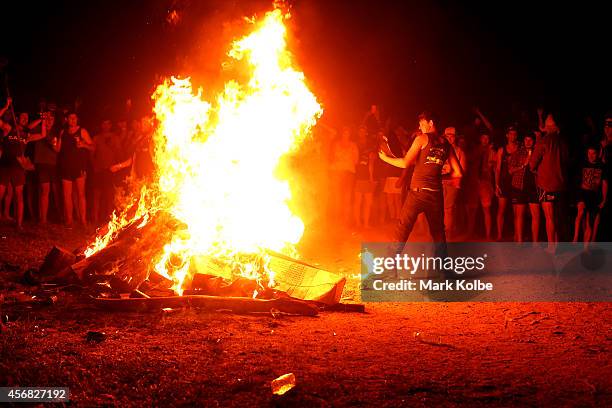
[0,222,610,407]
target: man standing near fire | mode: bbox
[378,112,463,273]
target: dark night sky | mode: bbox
[0,0,610,132]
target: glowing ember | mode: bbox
[84,8,322,295]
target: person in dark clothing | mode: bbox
[0,116,45,229]
[495,126,520,240]
[509,133,539,242]
[362,104,382,139]
[529,113,569,248]
[34,112,60,224]
[573,146,608,247]
[379,112,463,271]
[57,112,93,226]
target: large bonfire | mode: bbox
[81,8,322,297]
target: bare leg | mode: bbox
[541,201,557,251]
[513,204,526,242]
[72,185,80,223]
[363,192,373,228]
[466,205,477,238]
[14,185,24,228]
[483,205,492,240]
[62,180,73,225]
[51,181,60,222]
[0,185,5,218]
[584,212,592,250]
[353,191,363,227]
[26,179,35,222]
[591,213,601,243]
[375,191,386,225]
[331,173,342,225]
[39,182,50,224]
[92,188,102,225]
[573,202,585,243]
[497,197,508,240]
[529,203,540,243]
[75,174,87,225]
[3,184,13,220]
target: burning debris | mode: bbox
[82,8,323,295]
[30,216,345,315]
[23,8,352,316]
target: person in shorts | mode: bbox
[33,112,60,224]
[529,113,568,246]
[495,126,520,240]
[0,118,30,228]
[509,133,539,242]
[573,146,608,246]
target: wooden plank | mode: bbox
[91,295,319,316]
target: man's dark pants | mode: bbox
[394,189,449,276]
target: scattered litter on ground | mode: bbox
[271,373,296,395]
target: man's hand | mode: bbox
[599,200,607,209]
[5,97,12,107]
[110,163,122,173]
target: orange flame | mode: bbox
[85,8,322,295]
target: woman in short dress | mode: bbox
[57,112,94,226]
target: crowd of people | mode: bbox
[0,97,154,229]
[326,105,611,247]
[1,95,610,249]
